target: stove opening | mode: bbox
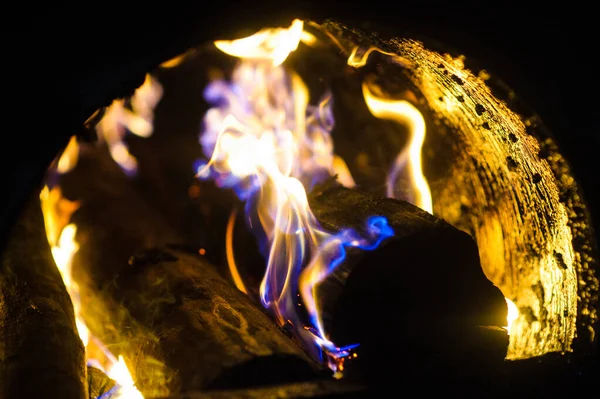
[19,18,598,398]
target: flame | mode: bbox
[96,74,163,175]
[160,51,192,69]
[226,208,248,294]
[361,80,433,213]
[199,20,396,372]
[214,19,313,67]
[505,298,519,335]
[349,44,520,342]
[44,71,164,395]
[107,356,144,399]
[202,20,521,370]
[57,136,80,174]
[347,46,411,69]
[41,184,144,398]
[41,133,145,397]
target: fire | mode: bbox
[505,298,519,335]
[214,19,315,67]
[57,136,80,174]
[350,45,521,334]
[361,80,433,213]
[40,183,144,398]
[226,207,248,294]
[107,356,144,399]
[39,74,161,396]
[96,74,163,175]
[347,46,411,69]
[197,19,439,372]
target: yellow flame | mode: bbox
[51,223,79,289]
[57,136,80,174]
[505,298,519,335]
[362,81,433,213]
[347,47,411,68]
[160,51,191,69]
[226,208,248,294]
[96,74,162,172]
[40,186,80,247]
[300,31,317,46]
[41,170,144,398]
[108,356,144,399]
[214,19,306,67]
[203,20,400,371]
[332,155,355,188]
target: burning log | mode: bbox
[110,22,510,389]
[0,195,87,399]
[307,183,509,387]
[59,145,323,396]
[87,366,117,399]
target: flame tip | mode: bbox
[202,20,430,374]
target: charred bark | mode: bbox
[0,195,88,399]
[308,183,509,389]
[59,145,323,397]
[87,367,117,399]
[121,246,322,392]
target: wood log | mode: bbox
[87,367,117,399]
[0,194,88,399]
[307,183,509,389]
[59,145,323,397]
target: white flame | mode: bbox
[96,74,163,175]
[199,20,396,373]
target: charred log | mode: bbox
[87,367,117,399]
[59,145,323,396]
[307,183,509,389]
[0,195,88,399]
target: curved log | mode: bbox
[0,195,87,399]
[60,145,322,396]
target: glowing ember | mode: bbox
[96,74,163,175]
[197,19,413,372]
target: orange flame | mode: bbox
[41,183,144,398]
[42,120,145,397]
[200,20,397,372]
[226,208,248,294]
[350,45,519,335]
[505,298,519,335]
[57,136,80,174]
[361,80,433,213]
[215,19,315,67]
[347,46,411,69]
[96,74,163,174]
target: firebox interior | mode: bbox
[6,18,595,399]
